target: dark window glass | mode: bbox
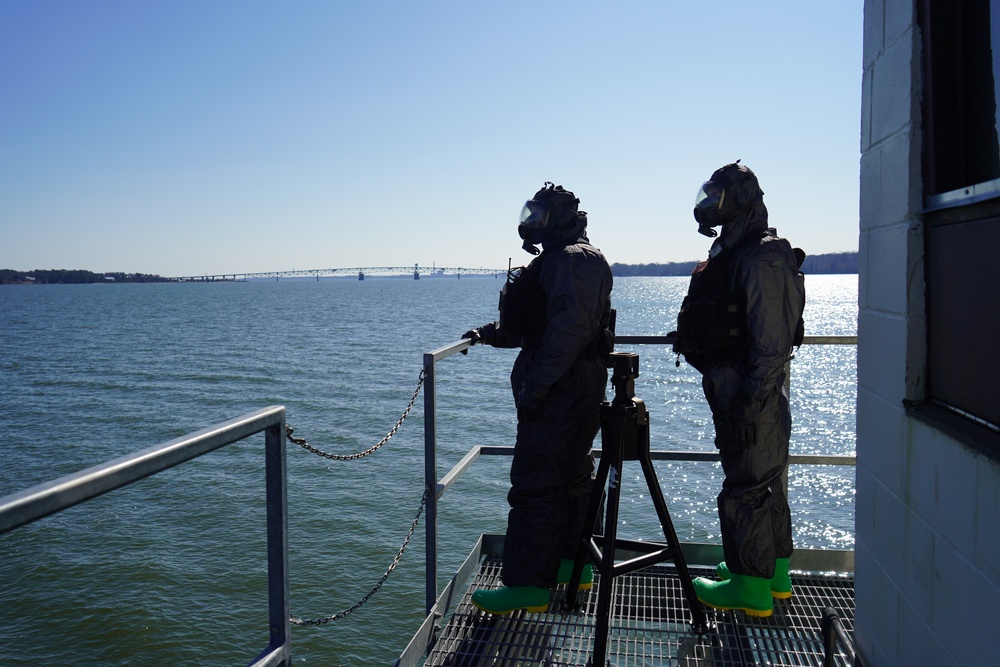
[922,0,1000,195]
[919,0,1000,456]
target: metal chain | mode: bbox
[290,487,428,625]
[285,369,428,624]
[285,369,425,461]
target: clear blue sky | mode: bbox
[1,1,863,277]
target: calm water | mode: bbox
[0,275,857,665]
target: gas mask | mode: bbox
[517,182,579,254]
[518,199,548,254]
[692,161,746,237]
[693,180,730,237]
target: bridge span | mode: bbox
[168,265,505,282]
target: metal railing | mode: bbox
[421,334,859,615]
[0,334,856,665]
[822,605,857,666]
[0,406,291,667]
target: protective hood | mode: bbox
[542,211,589,251]
[717,166,767,252]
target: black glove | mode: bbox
[516,384,544,422]
[460,322,498,354]
[729,394,757,448]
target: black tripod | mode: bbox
[564,352,712,666]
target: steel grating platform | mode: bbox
[422,556,855,667]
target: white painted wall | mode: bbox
[858,1,1000,665]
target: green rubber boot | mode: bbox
[556,558,594,590]
[470,586,549,615]
[716,557,793,599]
[693,573,774,617]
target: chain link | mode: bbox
[290,487,428,625]
[285,369,425,461]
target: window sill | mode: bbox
[905,400,1000,461]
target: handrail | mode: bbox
[422,338,472,616]
[614,334,858,345]
[0,406,291,667]
[421,335,857,615]
[822,605,857,666]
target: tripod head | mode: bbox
[603,353,648,459]
[608,352,640,408]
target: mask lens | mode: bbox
[694,181,724,211]
[519,200,547,229]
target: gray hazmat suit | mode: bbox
[682,170,805,580]
[494,213,613,588]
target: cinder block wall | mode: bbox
[857,2,1000,665]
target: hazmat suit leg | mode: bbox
[502,356,605,588]
[704,365,793,579]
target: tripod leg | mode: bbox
[639,455,712,634]
[566,448,611,609]
[591,446,623,667]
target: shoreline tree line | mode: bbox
[0,269,171,284]
[1,252,859,284]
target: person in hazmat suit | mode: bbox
[673,162,805,618]
[461,182,613,615]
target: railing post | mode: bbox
[423,352,438,617]
[0,406,292,665]
[263,418,291,665]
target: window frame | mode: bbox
[916,0,1000,459]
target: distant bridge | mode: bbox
[168,265,506,282]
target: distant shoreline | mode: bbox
[612,251,857,277]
